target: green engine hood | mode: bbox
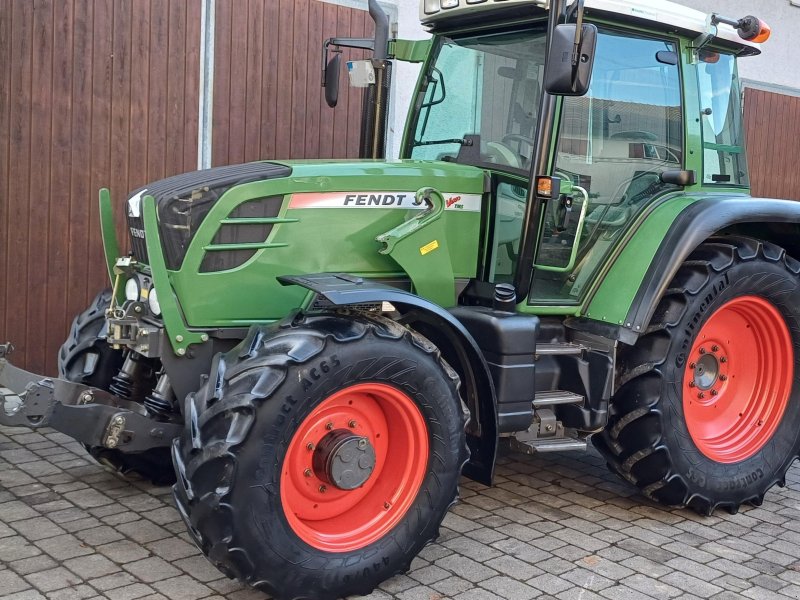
[163,159,487,327]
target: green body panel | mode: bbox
[582,195,699,325]
[377,188,456,306]
[143,195,207,354]
[166,160,485,328]
[391,39,433,63]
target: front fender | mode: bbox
[279,273,498,485]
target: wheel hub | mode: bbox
[312,429,376,490]
[693,352,721,390]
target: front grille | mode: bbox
[199,196,285,273]
[125,161,291,267]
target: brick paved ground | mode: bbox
[2,425,800,600]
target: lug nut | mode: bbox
[348,420,357,428]
[319,485,327,493]
[710,389,718,396]
[383,502,391,510]
[720,374,728,381]
[720,357,727,363]
[325,422,333,430]
[712,345,719,352]
[304,469,312,478]
[699,348,706,354]
[357,438,367,449]
[689,381,696,388]
[306,442,315,451]
[689,363,696,369]
[698,392,705,399]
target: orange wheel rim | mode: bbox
[280,383,429,552]
[682,296,793,463]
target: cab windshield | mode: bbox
[408,26,548,173]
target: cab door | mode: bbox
[529,28,684,306]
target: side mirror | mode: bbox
[324,53,341,108]
[543,23,598,97]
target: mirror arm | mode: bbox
[571,0,585,68]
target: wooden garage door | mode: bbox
[0,0,371,374]
[212,0,373,165]
[744,87,800,200]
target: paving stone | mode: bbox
[116,520,172,544]
[122,557,181,583]
[0,535,43,561]
[485,554,543,580]
[151,575,214,600]
[660,571,723,598]
[0,500,40,521]
[434,554,499,583]
[429,576,474,596]
[46,583,97,599]
[0,569,31,594]
[63,554,120,579]
[24,567,83,593]
[408,564,451,585]
[480,575,540,600]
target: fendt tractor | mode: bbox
[0,0,794,598]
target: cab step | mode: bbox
[535,342,585,356]
[533,390,584,407]
[509,437,588,454]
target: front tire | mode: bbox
[173,311,468,600]
[594,237,800,515]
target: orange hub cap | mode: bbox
[683,296,793,463]
[280,383,429,552]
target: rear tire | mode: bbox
[173,311,468,600]
[59,289,175,485]
[594,237,800,515]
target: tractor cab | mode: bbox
[401,0,765,309]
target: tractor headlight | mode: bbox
[125,278,140,302]
[148,287,162,316]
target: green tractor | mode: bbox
[1,0,795,598]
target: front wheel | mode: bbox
[173,312,468,600]
[594,237,800,515]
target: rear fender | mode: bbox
[279,273,498,485]
[584,197,800,344]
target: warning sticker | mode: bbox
[289,192,482,212]
[420,240,440,256]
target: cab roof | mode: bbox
[420,0,761,55]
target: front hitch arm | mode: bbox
[0,347,180,452]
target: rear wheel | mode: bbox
[173,311,468,600]
[594,237,800,514]
[59,289,175,485]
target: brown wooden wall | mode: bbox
[744,87,800,201]
[0,0,369,375]
[0,0,202,375]
[211,0,373,166]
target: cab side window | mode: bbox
[697,52,749,186]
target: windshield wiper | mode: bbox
[412,138,474,148]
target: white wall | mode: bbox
[385,0,800,158]
[389,0,431,158]
[679,0,800,92]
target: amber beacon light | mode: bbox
[712,13,771,44]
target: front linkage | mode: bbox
[0,343,179,452]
